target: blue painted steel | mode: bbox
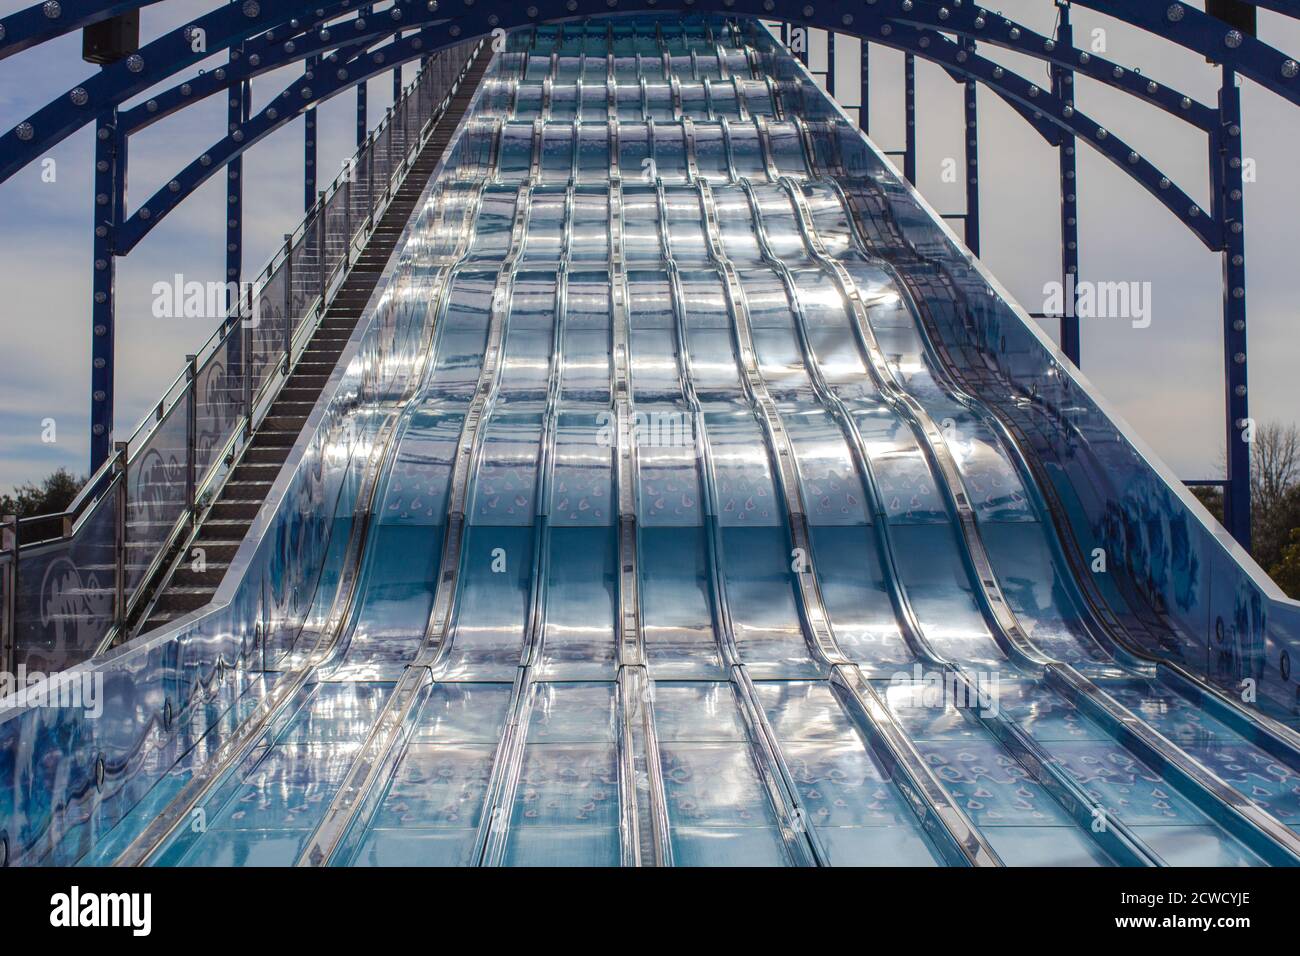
[903,51,915,185]
[1053,5,1081,366]
[114,26,445,250]
[226,70,249,301]
[860,32,868,132]
[963,69,979,257]
[826,29,834,97]
[90,113,121,472]
[1217,71,1252,548]
[0,0,163,59]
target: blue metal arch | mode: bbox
[4,0,1226,253]
[116,17,1085,249]
[0,0,165,60]
[7,0,1300,181]
[117,15,391,134]
[116,26,438,250]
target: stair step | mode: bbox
[252,430,298,448]
[153,587,217,613]
[230,463,281,484]
[242,445,292,464]
[170,563,231,587]
[182,540,244,562]
[223,480,274,497]
[262,415,309,433]
[197,519,252,540]
[209,499,263,520]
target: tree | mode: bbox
[0,468,85,521]
[1251,421,1300,522]
[1190,485,1224,524]
[1254,482,1300,578]
[1270,528,1300,599]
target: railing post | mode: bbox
[283,233,294,373]
[2,514,17,677]
[242,285,253,440]
[316,191,328,315]
[113,441,128,631]
[367,130,376,223]
[385,107,395,198]
[343,175,352,270]
[185,354,197,524]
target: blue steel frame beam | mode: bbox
[110,14,1080,253]
[114,26,439,251]
[0,0,424,183]
[1052,4,1081,366]
[117,12,393,134]
[11,0,1297,185]
[861,20,1223,249]
[0,0,165,60]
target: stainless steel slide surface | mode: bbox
[11,15,1300,868]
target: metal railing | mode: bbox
[0,38,483,677]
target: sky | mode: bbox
[0,0,1297,492]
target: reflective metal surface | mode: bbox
[3,16,1300,867]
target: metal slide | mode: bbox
[6,15,1300,868]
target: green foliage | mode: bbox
[1254,483,1300,591]
[1190,485,1224,524]
[0,467,85,521]
[1271,529,1300,598]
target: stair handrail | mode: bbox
[0,37,484,677]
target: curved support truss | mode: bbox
[0,0,164,60]
[116,26,437,251]
[859,19,1222,249]
[0,0,401,181]
[3,0,1290,182]
[118,13,401,134]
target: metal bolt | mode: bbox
[42,1,61,19]
[1167,4,1184,22]
[70,87,88,106]
[126,53,144,73]
[1225,30,1243,49]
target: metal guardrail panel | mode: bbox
[0,40,483,675]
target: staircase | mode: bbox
[135,49,491,635]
